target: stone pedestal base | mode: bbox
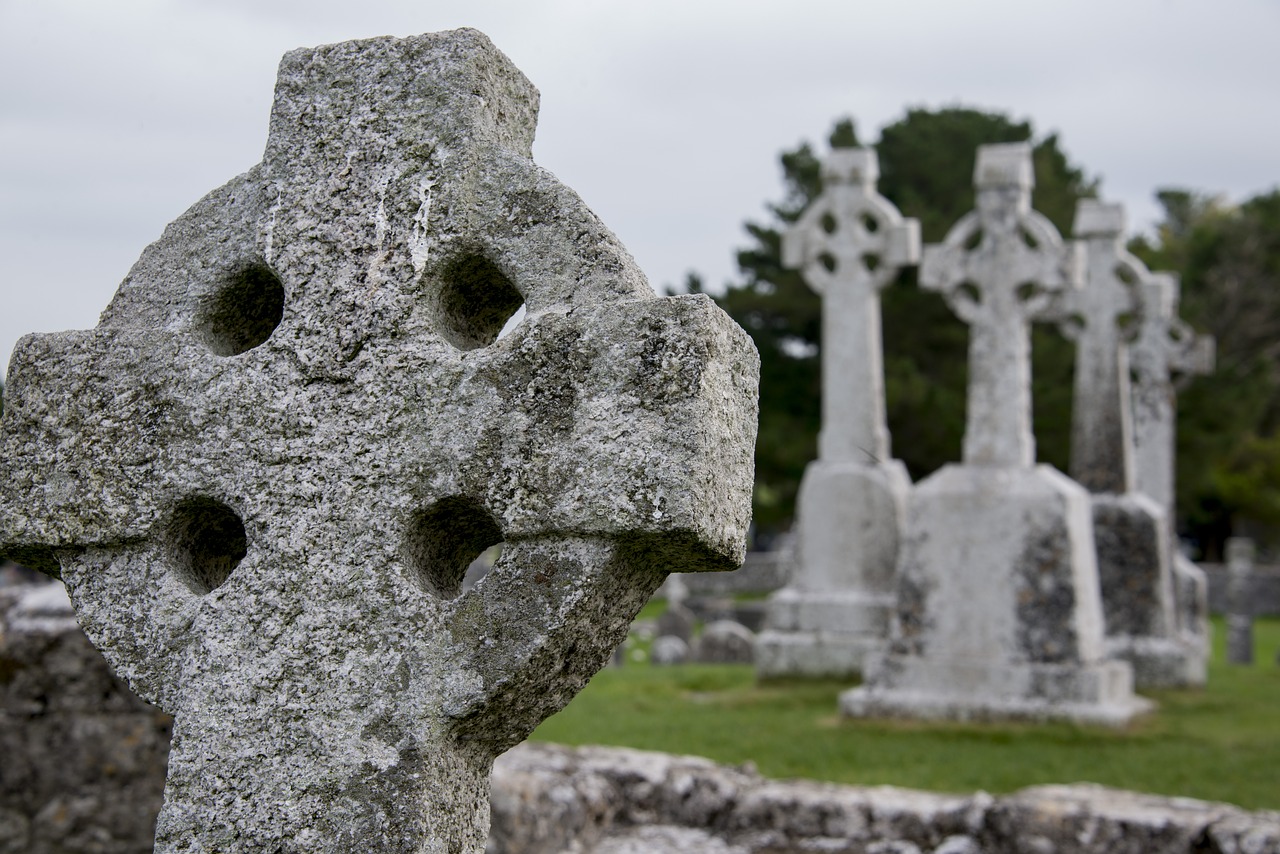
[1105,635,1207,689]
[755,459,908,679]
[840,657,1153,726]
[756,588,893,678]
[1092,493,1202,688]
[841,464,1151,726]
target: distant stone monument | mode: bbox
[0,30,758,853]
[1059,200,1202,687]
[756,148,920,678]
[842,144,1150,724]
[1130,271,1215,655]
[1226,537,1256,665]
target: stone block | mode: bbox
[843,465,1152,726]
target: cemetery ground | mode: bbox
[532,606,1280,812]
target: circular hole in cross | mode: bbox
[1114,264,1139,286]
[201,264,285,356]
[818,252,838,273]
[861,214,879,234]
[436,252,524,351]
[820,212,838,235]
[404,496,503,599]
[168,497,247,594]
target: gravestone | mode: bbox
[1059,200,1200,687]
[656,601,696,644]
[842,144,1150,724]
[650,635,690,666]
[0,30,758,853]
[756,148,920,678]
[1130,272,1215,655]
[694,620,756,664]
[1226,537,1255,665]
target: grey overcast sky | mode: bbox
[1,0,1277,380]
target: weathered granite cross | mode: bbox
[1130,272,1215,520]
[756,148,918,680]
[780,148,920,464]
[1059,200,1148,494]
[0,30,758,853]
[1055,201,1201,687]
[919,142,1082,467]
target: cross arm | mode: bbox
[439,294,758,749]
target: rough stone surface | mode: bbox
[1093,493,1203,687]
[670,549,793,597]
[488,743,1280,853]
[0,583,169,854]
[845,145,1148,725]
[758,148,919,679]
[0,30,757,853]
[694,620,756,664]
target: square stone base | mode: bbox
[755,588,893,679]
[1106,635,1207,689]
[840,656,1154,727]
[756,629,885,679]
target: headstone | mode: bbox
[0,30,758,853]
[1130,272,1215,658]
[650,635,691,666]
[694,620,756,664]
[841,143,1150,725]
[756,148,920,678]
[1058,200,1200,687]
[657,601,696,644]
[1226,537,1255,665]
[656,572,690,606]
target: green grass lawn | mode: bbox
[531,615,1280,810]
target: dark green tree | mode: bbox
[711,108,1098,536]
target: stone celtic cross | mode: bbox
[1060,200,1149,494]
[1130,272,1214,519]
[781,148,920,464]
[920,142,1082,467]
[757,149,918,679]
[0,30,758,853]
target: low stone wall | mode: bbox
[1202,562,1280,616]
[0,583,169,854]
[491,742,1280,854]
